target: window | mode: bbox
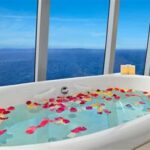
[0,0,37,85]
[114,0,150,74]
[47,0,109,80]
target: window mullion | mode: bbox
[104,0,119,74]
[35,0,50,81]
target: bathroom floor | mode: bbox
[134,142,150,150]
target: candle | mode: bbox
[120,64,136,75]
[128,65,135,75]
[120,65,129,75]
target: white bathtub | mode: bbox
[1,74,150,150]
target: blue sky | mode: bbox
[0,0,149,49]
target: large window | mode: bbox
[114,0,150,74]
[47,0,109,80]
[0,0,37,85]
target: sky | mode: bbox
[0,0,149,49]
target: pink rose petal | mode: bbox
[103,109,111,114]
[49,98,55,102]
[38,118,50,127]
[139,101,145,105]
[26,126,37,134]
[106,98,112,101]
[0,129,7,136]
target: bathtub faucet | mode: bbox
[61,86,69,95]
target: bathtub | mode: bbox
[1,74,150,150]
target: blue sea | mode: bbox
[0,49,146,86]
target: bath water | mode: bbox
[0,88,150,146]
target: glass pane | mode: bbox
[0,0,37,85]
[114,0,150,74]
[47,0,109,80]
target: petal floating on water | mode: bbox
[103,109,111,114]
[38,118,50,127]
[70,107,77,113]
[0,129,7,136]
[25,126,37,134]
[7,106,15,111]
[71,127,87,134]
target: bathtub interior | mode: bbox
[1,74,150,147]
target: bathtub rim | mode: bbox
[0,74,150,89]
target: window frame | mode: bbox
[144,25,150,75]
[35,0,150,81]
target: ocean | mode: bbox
[0,48,146,86]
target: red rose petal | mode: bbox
[56,107,65,113]
[49,98,55,102]
[70,107,77,112]
[3,110,10,115]
[26,101,32,105]
[25,126,37,134]
[143,91,148,94]
[139,101,145,105]
[0,117,8,120]
[80,101,86,105]
[100,103,105,106]
[120,89,125,93]
[34,102,40,106]
[106,88,113,91]
[38,118,50,127]
[62,119,70,124]
[106,98,112,101]
[7,106,15,111]
[103,109,111,114]
[43,103,49,109]
[71,127,87,134]
[0,108,5,113]
[86,106,93,110]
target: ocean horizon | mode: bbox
[0,48,146,86]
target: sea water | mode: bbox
[0,88,150,146]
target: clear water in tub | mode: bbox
[0,87,150,146]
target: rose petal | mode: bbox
[38,119,50,127]
[62,119,70,124]
[25,126,37,134]
[139,101,145,105]
[49,98,55,102]
[106,98,112,101]
[71,127,87,134]
[56,107,65,113]
[3,110,10,115]
[0,129,7,136]
[7,106,15,111]
[26,101,32,105]
[70,107,77,112]
[86,106,93,110]
[103,109,111,114]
